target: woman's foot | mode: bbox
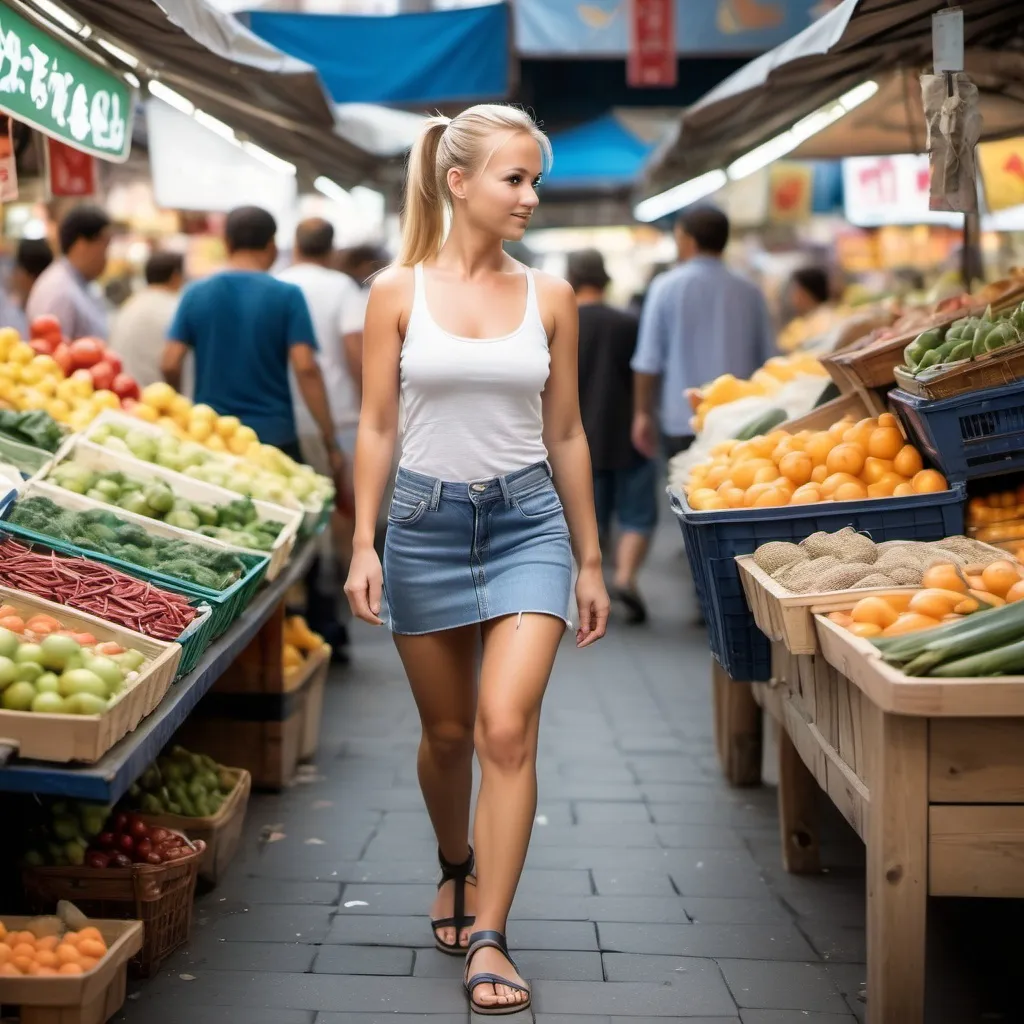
[466,943,530,1011]
[431,874,476,949]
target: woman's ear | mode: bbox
[447,165,467,201]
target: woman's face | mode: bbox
[450,131,543,241]
[789,281,820,317]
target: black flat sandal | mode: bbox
[463,930,532,1016]
[431,845,476,955]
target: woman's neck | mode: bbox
[434,220,507,279]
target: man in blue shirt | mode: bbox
[631,204,776,459]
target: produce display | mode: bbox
[89,419,331,510]
[47,461,286,552]
[751,529,1006,593]
[901,300,1024,378]
[0,619,147,716]
[0,538,199,640]
[8,497,249,591]
[124,745,236,818]
[686,413,948,510]
[283,614,325,680]
[966,486,1024,554]
[0,919,110,976]
[685,354,826,433]
[0,409,66,453]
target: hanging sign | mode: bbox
[0,1,133,161]
[0,112,16,201]
[978,137,1024,213]
[628,0,676,88]
[46,135,96,196]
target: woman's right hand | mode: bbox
[344,544,385,625]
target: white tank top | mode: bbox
[398,262,551,482]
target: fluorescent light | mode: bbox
[634,169,727,223]
[314,176,350,204]
[194,109,235,141]
[148,80,194,116]
[241,142,296,176]
[124,72,140,88]
[96,37,139,69]
[29,0,82,33]
[841,80,880,110]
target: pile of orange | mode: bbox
[686,413,948,510]
[0,921,108,976]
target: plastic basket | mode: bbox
[0,489,270,639]
[41,436,302,581]
[669,483,966,681]
[0,433,54,475]
[890,382,1024,483]
[22,840,205,976]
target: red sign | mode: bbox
[46,137,97,198]
[628,0,676,88]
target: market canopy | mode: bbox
[48,0,389,187]
[643,0,1024,196]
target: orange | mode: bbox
[732,459,774,490]
[849,622,883,638]
[718,484,745,509]
[821,472,860,497]
[867,481,890,498]
[862,457,893,485]
[11,943,35,959]
[0,944,10,965]
[56,944,80,966]
[75,927,104,945]
[752,464,780,485]
[877,412,899,429]
[35,967,59,976]
[13,932,35,947]
[36,936,58,952]
[804,432,836,466]
[826,443,866,478]
[834,480,869,501]
[811,464,829,484]
[751,486,789,507]
[35,950,58,968]
[58,962,84,975]
[742,482,776,506]
[12,955,34,973]
[1005,580,1024,603]
[893,445,924,478]
[852,597,899,628]
[790,484,822,505]
[0,962,20,976]
[778,451,813,486]
[867,426,904,460]
[842,420,874,449]
[911,469,948,493]
[922,564,968,593]
[78,957,99,971]
[892,482,915,497]
[981,560,1022,598]
[0,922,6,941]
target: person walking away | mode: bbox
[278,218,367,658]
[569,249,656,625]
[161,206,349,641]
[26,205,112,340]
[344,104,609,1015]
[109,252,185,390]
[0,238,54,336]
[631,204,775,460]
[786,264,831,320]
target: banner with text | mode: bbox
[628,0,675,87]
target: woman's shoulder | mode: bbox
[366,264,415,305]
[526,266,574,305]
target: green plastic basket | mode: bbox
[175,603,215,676]
[0,520,269,639]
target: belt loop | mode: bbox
[430,478,442,511]
[544,459,554,478]
[498,473,512,508]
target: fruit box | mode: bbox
[0,917,143,1024]
[40,436,302,581]
[137,767,251,886]
[0,586,180,764]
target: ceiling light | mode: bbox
[634,169,727,223]
[314,176,350,204]
[96,37,139,69]
[241,142,296,176]
[124,72,140,88]
[194,109,236,141]
[148,80,194,116]
[29,0,82,33]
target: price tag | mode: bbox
[932,7,964,73]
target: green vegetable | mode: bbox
[0,409,66,452]
[931,638,1024,677]
[732,409,789,441]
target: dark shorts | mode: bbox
[662,434,694,460]
[593,458,659,537]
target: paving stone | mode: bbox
[325,915,430,947]
[170,940,317,973]
[200,880,342,906]
[739,1013,856,1023]
[194,904,334,943]
[533,980,733,1016]
[507,920,599,951]
[115,1008,314,1024]
[600,955,735,1015]
[717,959,850,1012]
[797,922,867,963]
[585,896,691,924]
[628,758,714,784]
[529,824,663,848]
[312,946,414,975]
[598,922,816,961]
[336,883,436,916]
[315,1017,467,1024]
[571,801,652,825]
[653,824,748,848]
[590,869,676,896]
[682,898,792,926]
[416,947,603,981]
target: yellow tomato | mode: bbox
[131,403,159,423]
[187,419,213,442]
[92,390,121,410]
[216,415,241,439]
[7,342,33,364]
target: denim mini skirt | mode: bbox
[383,461,573,635]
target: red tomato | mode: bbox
[89,361,116,392]
[52,342,73,375]
[68,337,105,369]
[30,314,62,338]
[29,337,56,356]
[111,373,140,401]
[105,352,123,374]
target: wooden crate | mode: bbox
[0,918,143,1024]
[778,390,881,434]
[0,588,180,764]
[297,645,330,762]
[736,556,916,655]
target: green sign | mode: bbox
[0,1,133,161]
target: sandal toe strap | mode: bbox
[431,913,476,930]
[466,971,530,996]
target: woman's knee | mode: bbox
[475,710,534,772]
[422,720,474,768]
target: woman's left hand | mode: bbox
[575,565,610,648]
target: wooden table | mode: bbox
[742,620,1024,1024]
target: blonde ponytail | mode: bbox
[397,104,552,267]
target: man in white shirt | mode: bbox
[278,219,366,660]
[109,252,185,390]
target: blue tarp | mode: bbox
[244,4,509,105]
[546,114,658,190]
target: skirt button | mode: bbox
[471,483,487,492]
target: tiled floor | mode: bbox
[117,523,1022,1023]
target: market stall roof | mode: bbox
[642,0,1024,196]
[35,0,393,187]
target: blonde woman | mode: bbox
[344,104,609,1015]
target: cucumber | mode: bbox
[732,408,787,441]
[931,637,1024,678]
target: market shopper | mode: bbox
[1,238,54,336]
[26,205,112,341]
[569,248,656,625]
[344,104,609,1015]
[631,204,776,460]
[787,265,832,318]
[109,252,185,390]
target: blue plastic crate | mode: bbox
[670,484,966,681]
[890,383,1024,482]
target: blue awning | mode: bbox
[243,3,510,106]
[546,114,659,191]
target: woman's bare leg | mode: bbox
[394,625,479,948]
[468,612,564,1010]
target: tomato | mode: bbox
[30,315,62,339]
[68,338,105,369]
[89,361,116,392]
[105,352,122,374]
[52,343,73,376]
[111,374,140,401]
[29,338,56,356]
